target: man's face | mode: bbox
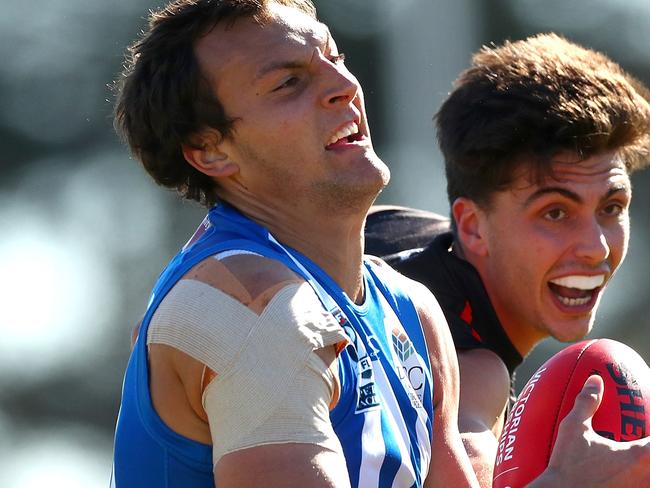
[475,152,631,353]
[194,2,389,214]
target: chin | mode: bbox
[550,320,595,343]
[358,150,389,181]
[317,182,382,217]
[352,164,390,200]
[374,155,390,180]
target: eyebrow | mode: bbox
[253,59,305,83]
[252,23,331,83]
[523,184,630,207]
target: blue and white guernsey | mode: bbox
[112,203,434,487]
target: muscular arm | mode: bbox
[216,443,350,487]
[457,349,510,487]
[407,279,480,488]
[148,254,350,487]
[213,337,349,488]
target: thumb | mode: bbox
[569,374,604,426]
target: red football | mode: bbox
[492,338,650,488]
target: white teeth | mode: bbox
[556,295,592,306]
[328,122,359,145]
[549,275,605,290]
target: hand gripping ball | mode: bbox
[492,339,650,488]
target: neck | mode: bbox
[455,238,544,358]
[222,194,368,302]
[492,307,545,358]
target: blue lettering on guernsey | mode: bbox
[341,319,381,413]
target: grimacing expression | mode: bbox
[193,2,389,214]
[477,151,630,350]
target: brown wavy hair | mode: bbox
[437,33,650,211]
[113,0,317,207]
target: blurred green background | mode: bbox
[1,0,649,485]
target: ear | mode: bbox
[452,197,488,257]
[182,130,239,178]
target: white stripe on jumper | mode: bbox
[357,409,385,488]
[380,293,432,484]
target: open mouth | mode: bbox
[325,121,363,149]
[548,274,605,307]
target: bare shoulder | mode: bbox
[183,252,305,313]
[146,253,308,442]
[458,349,510,395]
[457,349,510,436]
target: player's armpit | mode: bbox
[457,349,510,487]
[131,319,142,347]
[404,278,480,488]
[148,343,213,443]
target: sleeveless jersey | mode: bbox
[364,205,522,377]
[111,203,434,487]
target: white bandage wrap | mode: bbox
[147,279,348,466]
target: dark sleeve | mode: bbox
[364,205,450,260]
[395,251,485,352]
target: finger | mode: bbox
[569,374,604,426]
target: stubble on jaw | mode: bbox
[312,162,390,217]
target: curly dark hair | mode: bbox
[113,0,317,207]
[436,33,650,211]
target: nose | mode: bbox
[573,217,610,264]
[317,50,359,108]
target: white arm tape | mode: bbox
[147,279,348,465]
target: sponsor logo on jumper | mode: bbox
[392,329,415,362]
[341,320,380,413]
[358,383,379,410]
[392,327,424,408]
[333,308,348,328]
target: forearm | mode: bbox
[456,350,510,488]
[461,432,498,488]
[426,402,480,488]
